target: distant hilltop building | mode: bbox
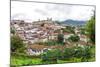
[40,18,52,21]
[33,18,53,23]
[47,18,52,21]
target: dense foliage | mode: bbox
[11,35,25,53]
[62,26,75,34]
[11,28,15,34]
[68,35,80,42]
[41,46,95,62]
[41,50,57,63]
[57,34,64,44]
[85,16,95,43]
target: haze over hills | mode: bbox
[56,19,87,26]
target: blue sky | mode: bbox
[11,1,95,22]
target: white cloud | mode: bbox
[11,1,95,22]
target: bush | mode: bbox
[45,41,57,46]
[62,26,75,34]
[41,50,57,63]
[11,35,25,53]
[85,15,95,44]
[81,46,93,62]
[68,35,80,42]
[57,34,64,44]
[62,48,75,60]
[41,49,62,63]
[74,47,85,58]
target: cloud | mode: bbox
[34,9,49,16]
[11,13,33,22]
[46,4,72,14]
[11,1,95,22]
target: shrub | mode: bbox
[57,34,64,44]
[11,35,25,53]
[68,35,80,42]
[62,48,75,59]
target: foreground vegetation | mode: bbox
[11,45,95,66]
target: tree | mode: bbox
[41,50,58,63]
[80,27,86,35]
[62,48,75,59]
[68,35,80,42]
[11,35,25,53]
[85,14,95,44]
[54,49,62,59]
[74,47,85,58]
[57,34,64,44]
[62,26,75,34]
[81,46,92,62]
[73,46,93,62]
[11,28,15,34]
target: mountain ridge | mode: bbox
[58,19,87,26]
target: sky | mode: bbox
[11,1,95,22]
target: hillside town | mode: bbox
[11,18,64,43]
[11,18,90,55]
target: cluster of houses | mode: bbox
[11,18,89,56]
[11,18,66,44]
